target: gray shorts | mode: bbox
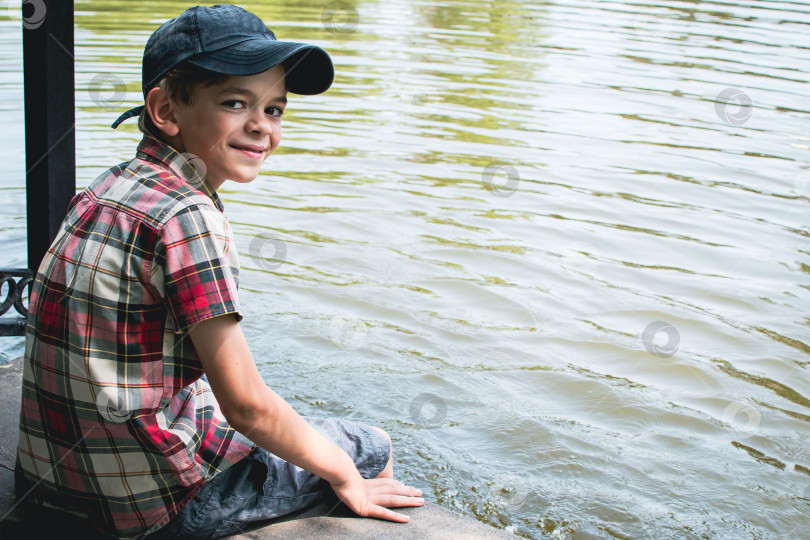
[146,416,390,540]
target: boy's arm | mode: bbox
[188,314,424,522]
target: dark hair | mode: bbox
[138,61,229,137]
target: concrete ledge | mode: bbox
[0,357,513,538]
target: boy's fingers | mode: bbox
[373,494,425,508]
[368,505,411,523]
[372,485,422,497]
[366,477,406,488]
[366,478,422,497]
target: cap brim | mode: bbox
[188,40,334,95]
[111,105,144,129]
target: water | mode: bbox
[1,1,809,538]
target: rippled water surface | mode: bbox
[1,1,809,538]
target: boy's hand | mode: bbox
[329,474,424,522]
[190,315,424,523]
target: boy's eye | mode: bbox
[223,100,245,109]
[265,106,284,118]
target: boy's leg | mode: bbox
[370,426,393,479]
[146,416,391,540]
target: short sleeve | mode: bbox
[152,203,243,332]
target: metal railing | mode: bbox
[0,269,33,336]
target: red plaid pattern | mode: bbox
[16,136,256,539]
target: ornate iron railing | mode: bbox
[0,269,33,336]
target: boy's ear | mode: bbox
[145,86,180,137]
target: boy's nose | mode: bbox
[246,108,273,135]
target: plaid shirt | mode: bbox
[16,136,256,539]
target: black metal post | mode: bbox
[1,0,75,336]
[24,0,75,274]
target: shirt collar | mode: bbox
[135,135,224,212]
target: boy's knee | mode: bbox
[370,425,391,447]
[370,426,394,478]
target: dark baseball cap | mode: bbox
[111,4,334,128]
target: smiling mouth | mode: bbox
[230,144,266,155]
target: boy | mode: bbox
[15,5,423,539]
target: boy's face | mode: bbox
[171,65,288,191]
